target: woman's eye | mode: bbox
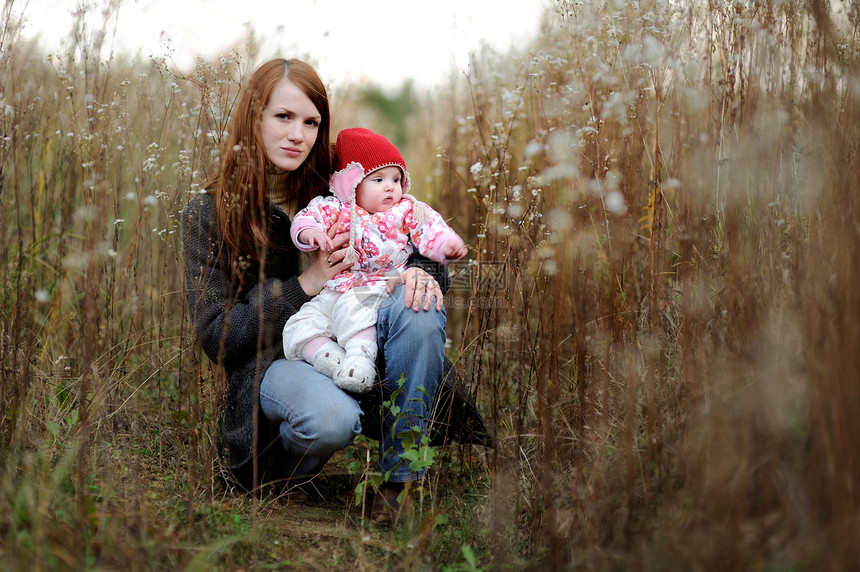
[275,113,290,120]
[305,119,319,127]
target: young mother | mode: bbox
[182,58,484,525]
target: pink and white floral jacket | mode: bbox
[290,195,461,293]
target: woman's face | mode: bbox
[261,78,322,173]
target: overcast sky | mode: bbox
[16,0,549,89]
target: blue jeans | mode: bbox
[259,285,445,482]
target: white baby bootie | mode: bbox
[333,339,377,393]
[312,341,346,378]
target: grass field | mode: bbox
[2,0,859,570]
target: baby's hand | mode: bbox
[299,228,334,252]
[441,237,468,261]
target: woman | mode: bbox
[182,58,486,525]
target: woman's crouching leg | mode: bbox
[375,284,446,482]
[260,358,363,478]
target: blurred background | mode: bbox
[1,0,859,569]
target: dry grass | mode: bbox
[1,0,859,569]
[424,1,860,568]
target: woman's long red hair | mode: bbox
[209,58,332,263]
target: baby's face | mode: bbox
[355,166,403,213]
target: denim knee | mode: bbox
[298,401,362,457]
[260,359,363,459]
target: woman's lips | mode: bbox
[283,147,302,158]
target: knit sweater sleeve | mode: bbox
[182,194,312,369]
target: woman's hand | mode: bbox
[386,267,444,312]
[297,225,351,295]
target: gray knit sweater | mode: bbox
[182,189,310,480]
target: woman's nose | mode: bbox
[286,122,303,142]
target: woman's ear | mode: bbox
[330,162,365,202]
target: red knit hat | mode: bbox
[333,127,410,192]
[329,127,428,265]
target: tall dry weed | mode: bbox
[422,0,860,568]
[1,0,859,569]
[0,2,254,565]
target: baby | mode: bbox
[282,127,467,393]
